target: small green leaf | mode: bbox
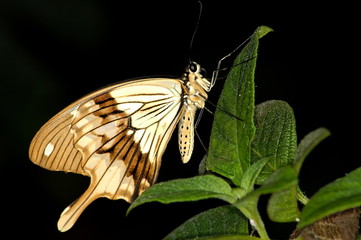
[265,128,330,222]
[207,26,273,186]
[253,166,298,196]
[234,166,298,239]
[264,165,300,223]
[236,166,298,218]
[231,158,270,200]
[267,185,299,222]
[298,167,361,228]
[252,100,297,184]
[187,236,264,240]
[293,127,331,174]
[163,205,248,240]
[127,175,236,214]
[240,158,270,193]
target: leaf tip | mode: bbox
[125,206,132,216]
[255,26,274,39]
[126,202,138,216]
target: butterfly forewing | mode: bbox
[29,104,85,174]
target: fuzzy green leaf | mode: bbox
[267,185,299,222]
[207,26,273,186]
[298,167,361,228]
[251,100,297,184]
[253,166,298,196]
[293,127,331,174]
[127,175,236,214]
[178,236,264,240]
[264,127,330,222]
[240,158,270,193]
[163,205,248,240]
[234,166,298,239]
[183,236,264,240]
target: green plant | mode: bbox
[127,26,361,239]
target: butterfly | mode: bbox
[29,61,214,232]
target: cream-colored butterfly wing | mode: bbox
[29,78,186,232]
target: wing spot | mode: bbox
[44,143,55,156]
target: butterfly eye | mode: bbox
[189,62,198,73]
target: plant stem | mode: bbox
[296,186,309,205]
[249,209,270,239]
[235,203,270,239]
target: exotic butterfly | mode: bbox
[29,61,215,232]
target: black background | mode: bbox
[1,0,359,239]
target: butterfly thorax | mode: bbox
[182,62,210,109]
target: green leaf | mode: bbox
[264,127,330,221]
[234,166,298,239]
[240,158,270,193]
[163,205,248,240]
[293,127,331,174]
[231,158,270,200]
[267,185,299,222]
[176,236,264,240]
[263,166,300,223]
[251,100,297,184]
[183,236,264,240]
[253,166,298,196]
[127,175,236,214]
[298,167,361,228]
[207,26,273,186]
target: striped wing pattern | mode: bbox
[29,78,185,231]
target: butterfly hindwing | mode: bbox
[29,78,186,231]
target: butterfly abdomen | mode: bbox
[178,108,196,163]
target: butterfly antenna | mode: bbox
[210,32,255,89]
[205,99,243,122]
[188,0,203,63]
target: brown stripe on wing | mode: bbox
[57,121,159,231]
[70,96,166,201]
[31,79,186,232]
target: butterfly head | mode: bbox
[185,61,211,92]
